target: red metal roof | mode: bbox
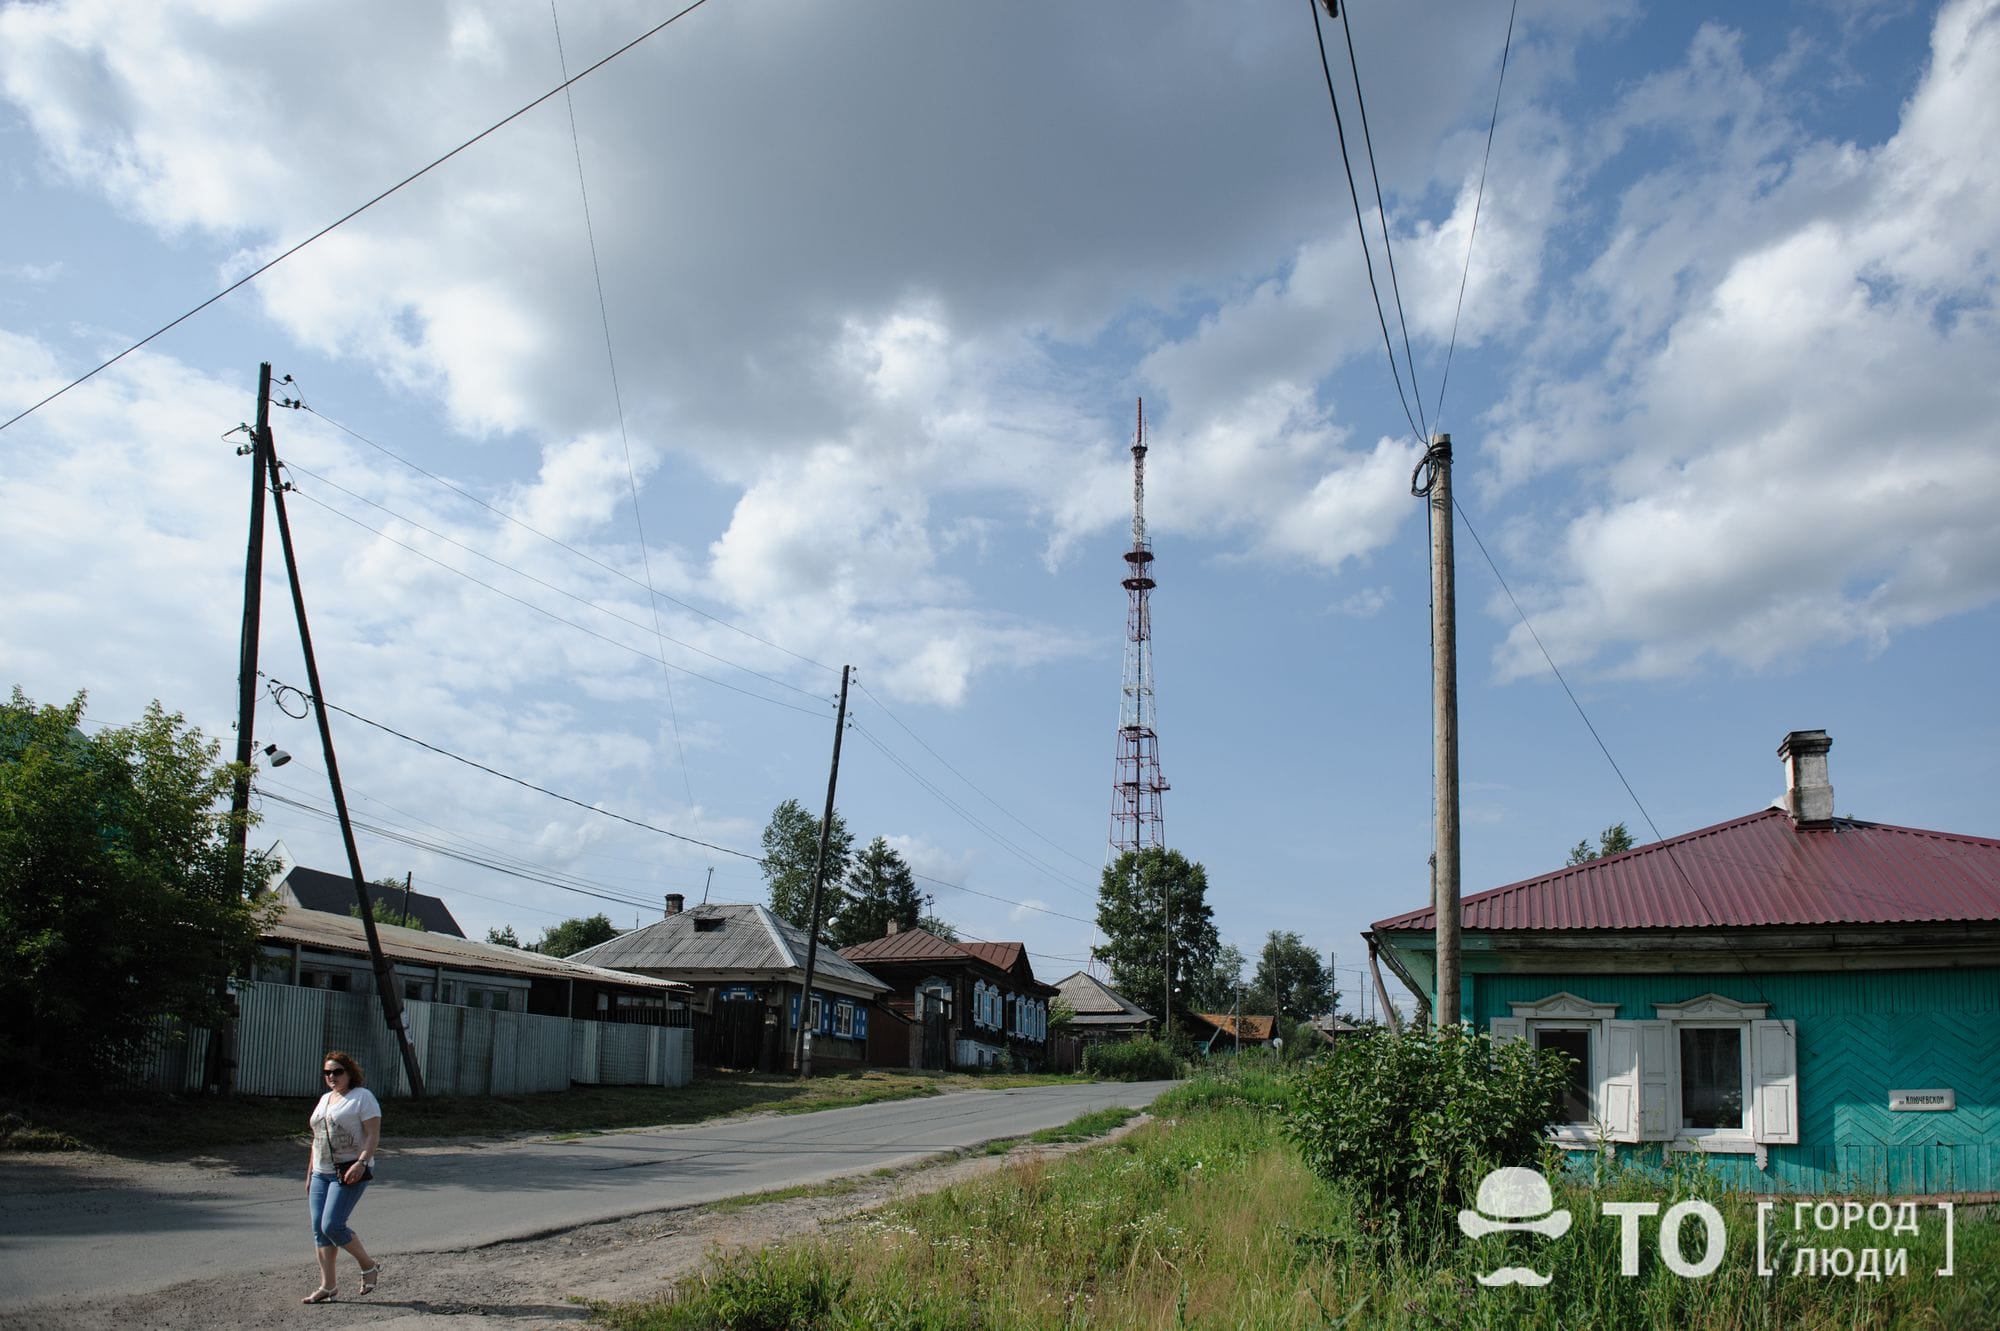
[839,928,967,963]
[1371,809,2000,933]
[956,940,1026,972]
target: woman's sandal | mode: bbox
[359,1264,383,1295]
[302,1286,338,1304]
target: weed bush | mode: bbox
[1081,1035,1183,1081]
[1285,1026,1570,1246]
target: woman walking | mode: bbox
[302,1050,384,1304]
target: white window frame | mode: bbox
[1494,993,1618,1147]
[1493,991,1797,1167]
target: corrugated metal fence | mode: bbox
[136,984,692,1098]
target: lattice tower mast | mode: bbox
[1111,398,1169,856]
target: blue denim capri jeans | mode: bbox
[308,1170,370,1247]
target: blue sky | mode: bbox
[5,1,1997,1014]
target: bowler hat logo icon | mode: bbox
[1458,1166,1571,1287]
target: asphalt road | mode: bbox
[0,1079,1177,1313]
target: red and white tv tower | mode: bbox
[1110,398,1169,856]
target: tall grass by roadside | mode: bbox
[599,1063,1998,1331]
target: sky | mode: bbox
[5,0,1998,1018]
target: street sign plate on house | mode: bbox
[1889,1089,1955,1112]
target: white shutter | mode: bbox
[1638,1020,1672,1140]
[1490,1017,1526,1046]
[1640,1019,1672,1135]
[1751,1019,1799,1145]
[1602,1020,1639,1142]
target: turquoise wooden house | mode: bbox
[1368,731,2000,1197]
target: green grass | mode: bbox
[597,1066,2000,1331]
[0,1068,1086,1158]
[704,1175,865,1215]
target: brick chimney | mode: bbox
[664,893,684,917]
[886,920,900,935]
[1778,730,1834,825]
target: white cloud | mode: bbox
[1485,0,2000,681]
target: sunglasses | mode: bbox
[323,1067,347,1078]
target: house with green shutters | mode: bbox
[1368,731,2000,1197]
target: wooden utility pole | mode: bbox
[224,363,273,898]
[1421,433,1462,1026]
[794,665,851,1078]
[264,441,427,1097]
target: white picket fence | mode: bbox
[137,983,692,1097]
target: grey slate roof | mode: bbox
[265,904,687,993]
[279,865,466,937]
[1053,970,1153,1026]
[567,903,888,995]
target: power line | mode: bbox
[292,397,833,675]
[282,458,823,702]
[550,0,698,817]
[853,678,1097,874]
[1336,0,1425,439]
[1447,499,1773,1007]
[850,720,1096,901]
[1432,0,1518,429]
[265,677,771,866]
[282,480,833,720]
[1305,0,1423,444]
[0,0,716,437]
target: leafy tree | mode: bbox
[486,925,521,948]
[916,912,958,941]
[0,690,274,1093]
[538,913,618,958]
[1566,821,1636,865]
[1249,930,1335,1019]
[760,798,853,929]
[1092,848,1219,1028]
[827,837,921,948]
[1188,942,1247,1012]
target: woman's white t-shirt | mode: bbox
[309,1087,382,1175]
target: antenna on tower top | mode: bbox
[1110,398,1167,858]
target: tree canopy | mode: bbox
[760,798,854,929]
[1566,822,1636,866]
[1188,941,1247,1012]
[0,689,273,1093]
[486,924,522,948]
[1093,847,1218,1026]
[1249,929,1335,1019]
[538,913,619,958]
[827,836,922,948]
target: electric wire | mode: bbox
[849,721,1096,901]
[1305,0,1424,444]
[1432,0,1518,429]
[282,481,832,720]
[1336,0,1426,438]
[853,678,1097,874]
[282,458,822,702]
[0,0,715,438]
[550,0,698,815]
[293,397,833,675]
[265,677,770,865]
[261,678,1102,931]
[1446,498,1775,1007]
